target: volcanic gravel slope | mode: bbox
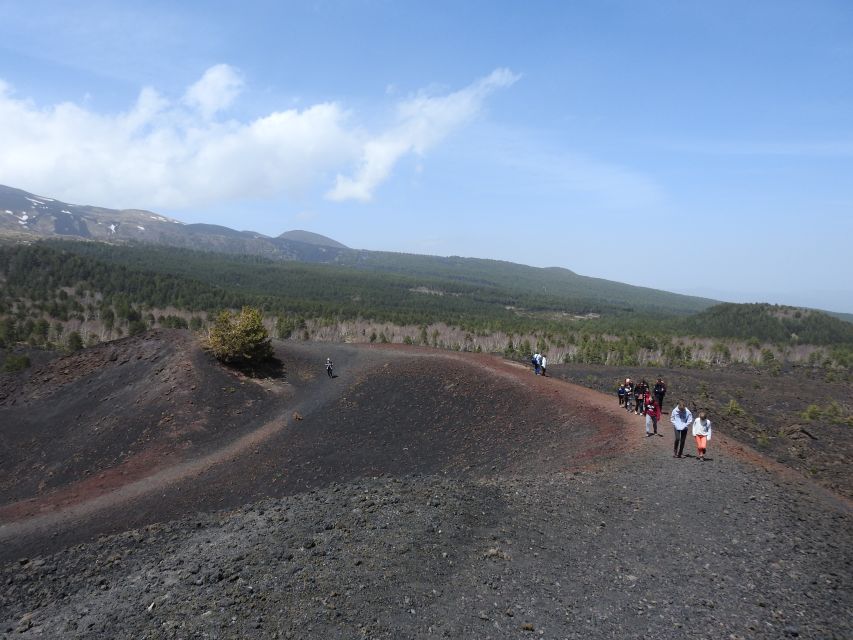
[1,337,851,639]
[546,362,853,499]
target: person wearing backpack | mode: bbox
[540,354,547,376]
[325,358,334,378]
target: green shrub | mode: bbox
[207,307,273,366]
[726,399,745,416]
[800,404,822,422]
[67,331,84,352]
[2,354,30,372]
[800,401,851,426]
[128,319,148,336]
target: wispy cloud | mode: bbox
[327,68,520,201]
[0,67,516,209]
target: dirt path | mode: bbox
[0,343,639,561]
[1,342,851,638]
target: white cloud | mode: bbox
[327,68,520,202]
[0,66,516,210]
[182,64,243,120]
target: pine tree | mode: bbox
[207,307,273,366]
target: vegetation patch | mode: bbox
[206,306,277,375]
[2,353,30,372]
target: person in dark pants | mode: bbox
[634,379,647,415]
[654,377,666,412]
[325,358,334,378]
[669,400,693,458]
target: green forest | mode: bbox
[1,241,851,370]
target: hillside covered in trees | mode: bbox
[1,241,851,371]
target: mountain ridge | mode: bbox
[0,183,745,317]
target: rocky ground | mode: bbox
[546,363,852,499]
[0,335,850,638]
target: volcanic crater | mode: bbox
[0,331,850,639]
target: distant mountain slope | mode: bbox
[0,184,184,241]
[1,183,715,315]
[679,303,853,345]
[0,184,343,261]
[329,251,716,314]
[278,230,349,249]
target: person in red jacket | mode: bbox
[644,393,662,437]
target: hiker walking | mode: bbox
[653,377,666,411]
[644,395,662,437]
[618,381,627,406]
[635,379,648,415]
[670,400,693,457]
[532,352,542,375]
[540,354,547,376]
[325,357,334,378]
[692,411,712,461]
[624,379,634,412]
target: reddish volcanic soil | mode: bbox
[1,333,850,639]
[0,336,631,560]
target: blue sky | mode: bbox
[1,0,852,312]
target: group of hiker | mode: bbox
[328,351,713,460]
[618,376,713,461]
[618,377,667,415]
[530,352,548,376]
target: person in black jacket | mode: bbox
[634,379,648,414]
[654,377,666,412]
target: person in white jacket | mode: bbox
[692,411,712,461]
[669,400,693,458]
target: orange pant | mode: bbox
[695,435,708,454]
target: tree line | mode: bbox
[0,242,850,371]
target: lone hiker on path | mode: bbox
[670,400,693,458]
[325,358,334,378]
[692,410,712,461]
